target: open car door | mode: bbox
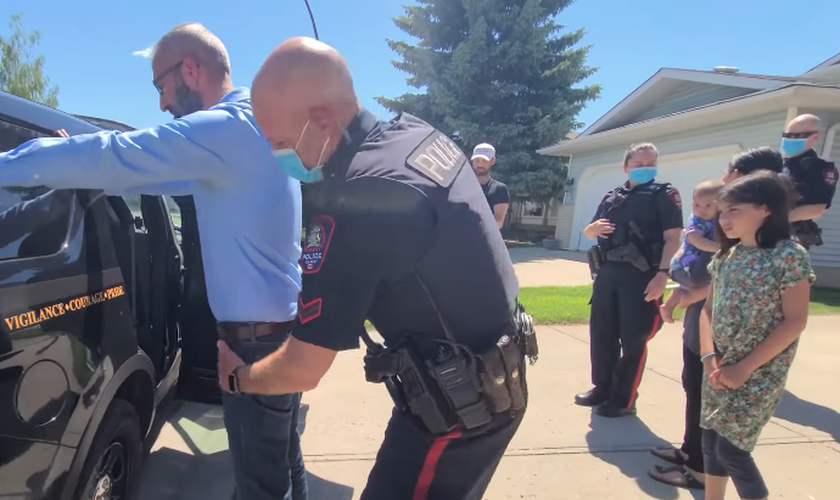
[69,116,222,405]
[169,195,222,404]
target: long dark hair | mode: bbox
[727,147,784,175]
[715,170,796,256]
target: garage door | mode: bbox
[571,146,743,251]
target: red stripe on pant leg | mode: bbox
[412,426,464,500]
[627,298,662,409]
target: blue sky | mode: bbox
[4,0,840,139]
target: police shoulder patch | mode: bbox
[301,215,336,274]
[406,131,466,187]
[666,185,682,209]
[822,165,838,187]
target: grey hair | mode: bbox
[623,142,659,166]
[154,23,231,82]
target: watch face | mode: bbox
[228,373,238,393]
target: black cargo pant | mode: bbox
[680,344,704,473]
[360,406,525,500]
[589,262,663,408]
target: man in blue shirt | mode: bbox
[0,23,307,500]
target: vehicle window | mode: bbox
[0,120,73,261]
[164,196,182,244]
[122,194,145,228]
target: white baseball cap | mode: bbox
[471,143,496,161]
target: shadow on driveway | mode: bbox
[139,399,350,500]
[586,413,702,500]
[774,390,840,441]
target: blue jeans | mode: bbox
[222,329,307,500]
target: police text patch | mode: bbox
[406,131,466,187]
[301,215,335,274]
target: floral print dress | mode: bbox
[699,239,815,452]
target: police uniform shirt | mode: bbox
[782,149,839,209]
[294,110,519,352]
[592,181,684,249]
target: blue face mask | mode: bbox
[272,121,329,184]
[628,166,657,184]
[272,149,323,183]
[780,138,807,157]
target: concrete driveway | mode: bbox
[139,314,840,500]
[509,246,592,287]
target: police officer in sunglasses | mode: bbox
[780,114,839,250]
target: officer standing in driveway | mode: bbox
[0,23,307,500]
[575,143,683,417]
[216,37,535,500]
[780,114,839,250]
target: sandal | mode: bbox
[650,446,686,466]
[648,465,705,490]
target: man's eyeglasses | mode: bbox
[152,61,183,95]
[782,131,818,139]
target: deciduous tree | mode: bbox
[0,13,59,108]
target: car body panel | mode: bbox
[0,92,195,500]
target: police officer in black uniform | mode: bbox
[216,37,537,500]
[780,114,839,250]
[576,143,683,418]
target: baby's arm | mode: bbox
[685,228,718,253]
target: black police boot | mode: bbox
[594,401,637,418]
[574,388,609,407]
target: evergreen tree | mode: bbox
[377,0,600,206]
[0,13,59,108]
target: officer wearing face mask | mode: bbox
[216,37,536,500]
[577,143,683,418]
[0,23,309,500]
[780,114,839,250]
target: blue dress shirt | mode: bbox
[0,87,302,322]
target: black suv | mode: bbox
[0,91,222,500]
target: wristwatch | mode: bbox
[656,269,669,275]
[228,364,248,394]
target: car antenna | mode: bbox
[303,0,319,40]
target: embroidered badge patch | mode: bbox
[823,167,838,187]
[298,297,322,324]
[406,131,466,187]
[667,187,682,209]
[301,215,335,274]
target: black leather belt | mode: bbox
[217,321,294,343]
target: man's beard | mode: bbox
[168,83,205,118]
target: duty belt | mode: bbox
[361,273,538,435]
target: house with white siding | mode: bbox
[538,52,840,288]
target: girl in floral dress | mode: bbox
[698,170,814,500]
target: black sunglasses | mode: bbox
[782,131,818,139]
[152,61,184,95]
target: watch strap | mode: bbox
[229,364,246,394]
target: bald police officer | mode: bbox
[781,114,839,249]
[216,37,535,500]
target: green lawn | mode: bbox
[518,285,840,325]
